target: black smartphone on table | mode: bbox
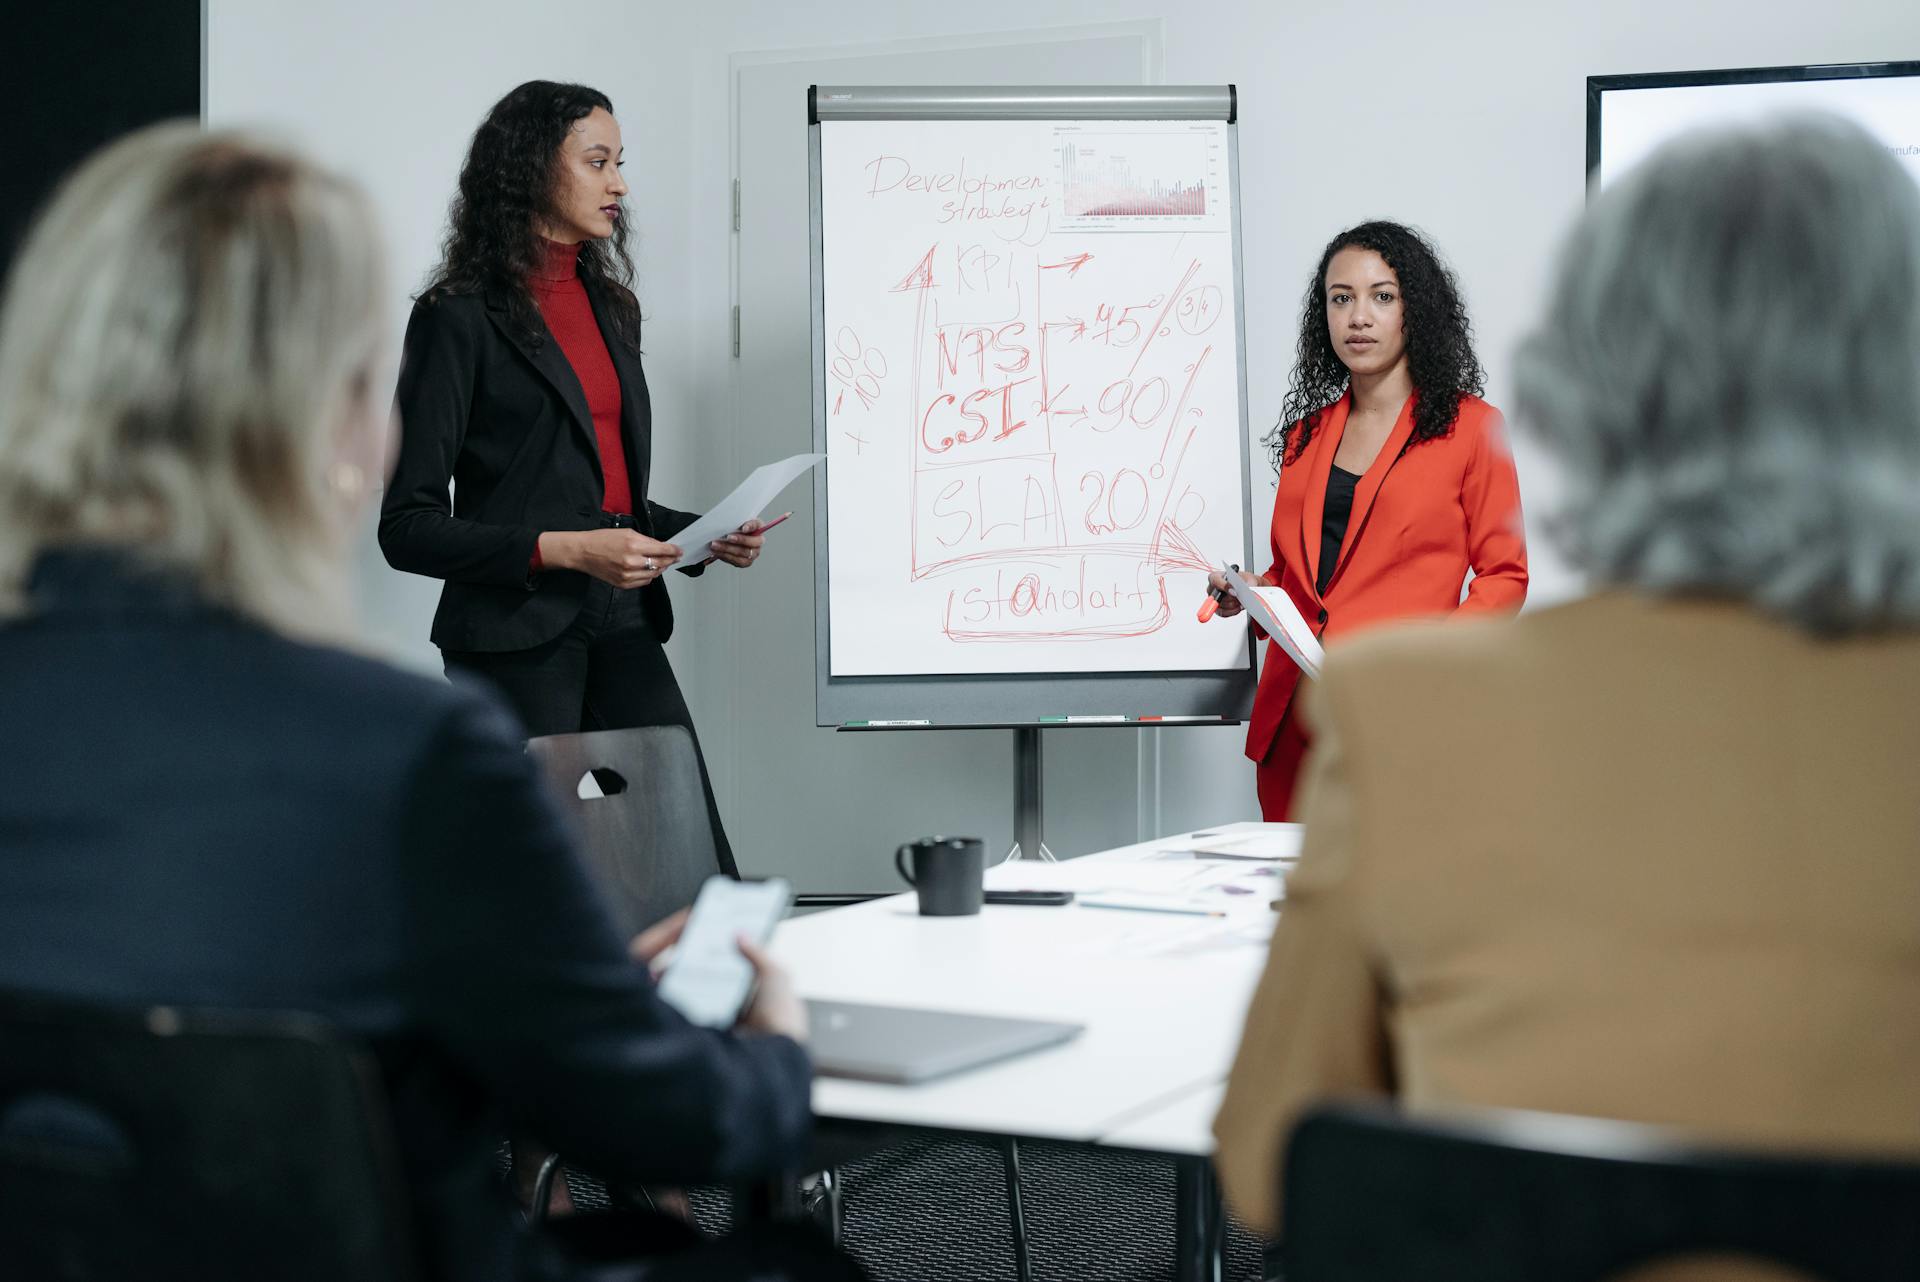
[983,889,1073,907]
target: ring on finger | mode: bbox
[644,557,655,571]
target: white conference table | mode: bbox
[1099,1081,1228,1156]
[769,824,1292,1280]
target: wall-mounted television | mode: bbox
[1588,59,1920,191]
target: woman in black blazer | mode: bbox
[381,81,758,867]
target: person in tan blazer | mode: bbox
[1213,113,1920,1240]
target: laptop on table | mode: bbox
[805,1000,1084,1085]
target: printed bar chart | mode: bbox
[1051,124,1230,233]
[1067,142,1198,217]
[1060,133,1209,218]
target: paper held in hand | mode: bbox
[675,453,824,558]
[1224,566,1324,679]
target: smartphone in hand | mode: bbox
[655,875,794,1028]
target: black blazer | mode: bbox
[379,283,700,653]
[0,551,812,1282]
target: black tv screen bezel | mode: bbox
[1586,58,1920,188]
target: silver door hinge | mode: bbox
[732,179,741,233]
[732,304,741,358]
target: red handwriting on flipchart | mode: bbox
[829,327,888,413]
[861,233,1228,645]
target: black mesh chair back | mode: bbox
[1281,1101,1920,1282]
[527,724,729,938]
[0,990,414,1282]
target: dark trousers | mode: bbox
[443,575,736,874]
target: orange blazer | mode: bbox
[1245,392,1527,763]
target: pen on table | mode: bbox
[1196,562,1240,623]
[1079,897,1227,919]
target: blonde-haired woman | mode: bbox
[0,125,848,1282]
[0,132,382,630]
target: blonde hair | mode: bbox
[0,122,387,641]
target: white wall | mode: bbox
[208,0,1915,886]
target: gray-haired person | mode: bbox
[1214,114,1920,1238]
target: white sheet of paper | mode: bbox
[671,453,824,561]
[984,857,1241,895]
[1225,566,1323,680]
[1182,829,1304,861]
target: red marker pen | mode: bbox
[715,512,791,548]
[707,512,794,565]
[1197,563,1240,623]
[752,511,793,535]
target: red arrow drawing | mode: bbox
[1040,252,1095,277]
[890,245,937,293]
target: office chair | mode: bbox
[526,724,886,922]
[1281,1100,1920,1282]
[0,989,415,1282]
[525,727,1028,1277]
[527,725,732,938]
[521,725,733,1218]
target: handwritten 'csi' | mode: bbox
[920,323,1034,455]
[864,155,1050,226]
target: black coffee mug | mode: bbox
[895,835,985,917]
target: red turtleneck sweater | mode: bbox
[530,237,632,535]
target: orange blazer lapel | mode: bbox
[1297,393,1350,597]
[1327,395,1417,590]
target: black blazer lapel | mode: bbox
[585,279,652,516]
[483,292,603,487]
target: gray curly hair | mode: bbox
[1515,113,1920,633]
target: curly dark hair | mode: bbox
[421,80,639,349]
[1266,220,1483,469]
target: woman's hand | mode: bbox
[627,910,808,1043]
[706,519,765,569]
[1207,570,1246,618]
[540,529,682,588]
[1207,569,1278,617]
[629,908,689,977]
[734,935,808,1043]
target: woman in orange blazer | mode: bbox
[1211,222,1527,818]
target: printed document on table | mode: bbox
[1183,827,1304,862]
[673,453,824,561]
[1225,566,1323,679]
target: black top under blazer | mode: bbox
[379,283,700,653]
[0,551,812,1282]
